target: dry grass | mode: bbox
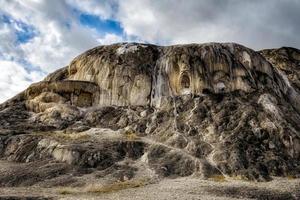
[57,179,147,195]
[86,179,146,193]
[209,175,227,182]
[287,175,296,180]
[124,130,139,141]
[32,131,91,141]
[230,175,245,181]
[51,131,90,141]
[58,189,74,195]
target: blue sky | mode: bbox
[0,0,300,103]
[1,14,36,43]
[79,14,123,36]
[0,0,128,102]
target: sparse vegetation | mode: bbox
[86,179,146,193]
[287,175,296,180]
[209,175,227,182]
[58,189,74,195]
[57,179,147,195]
[124,130,139,140]
[230,175,246,181]
[32,131,91,141]
[51,131,90,141]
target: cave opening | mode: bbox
[181,74,190,89]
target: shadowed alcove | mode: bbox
[180,74,190,89]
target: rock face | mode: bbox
[261,47,300,112]
[1,43,300,186]
[34,43,282,108]
[261,47,300,92]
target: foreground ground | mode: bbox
[0,160,299,200]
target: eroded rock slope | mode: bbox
[0,43,300,187]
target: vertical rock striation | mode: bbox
[34,42,290,109]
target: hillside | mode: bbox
[0,43,300,199]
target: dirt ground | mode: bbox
[0,174,299,200]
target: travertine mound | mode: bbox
[0,43,300,186]
[31,43,288,108]
[261,47,300,92]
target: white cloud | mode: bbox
[0,0,102,72]
[66,0,118,19]
[19,22,99,72]
[0,0,126,73]
[65,0,300,49]
[97,33,123,45]
[0,60,44,103]
[0,19,24,61]
[0,0,126,102]
[115,0,300,49]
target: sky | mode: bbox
[0,0,300,103]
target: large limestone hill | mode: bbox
[1,43,300,198]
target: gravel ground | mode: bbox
[1,176,299,200]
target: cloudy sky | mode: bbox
[0,0,300,102]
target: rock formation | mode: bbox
[1,43,300,188]
[25,43,291,108]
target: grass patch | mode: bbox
[86,179,146,193]
[209,175,227,182]
[58,188,75,195]
[230,175,245,181]
[287,175,296,180]
[32,131,91,141]
[50,131,90,141]
[57,179,147,195]
[124,130,139,141]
